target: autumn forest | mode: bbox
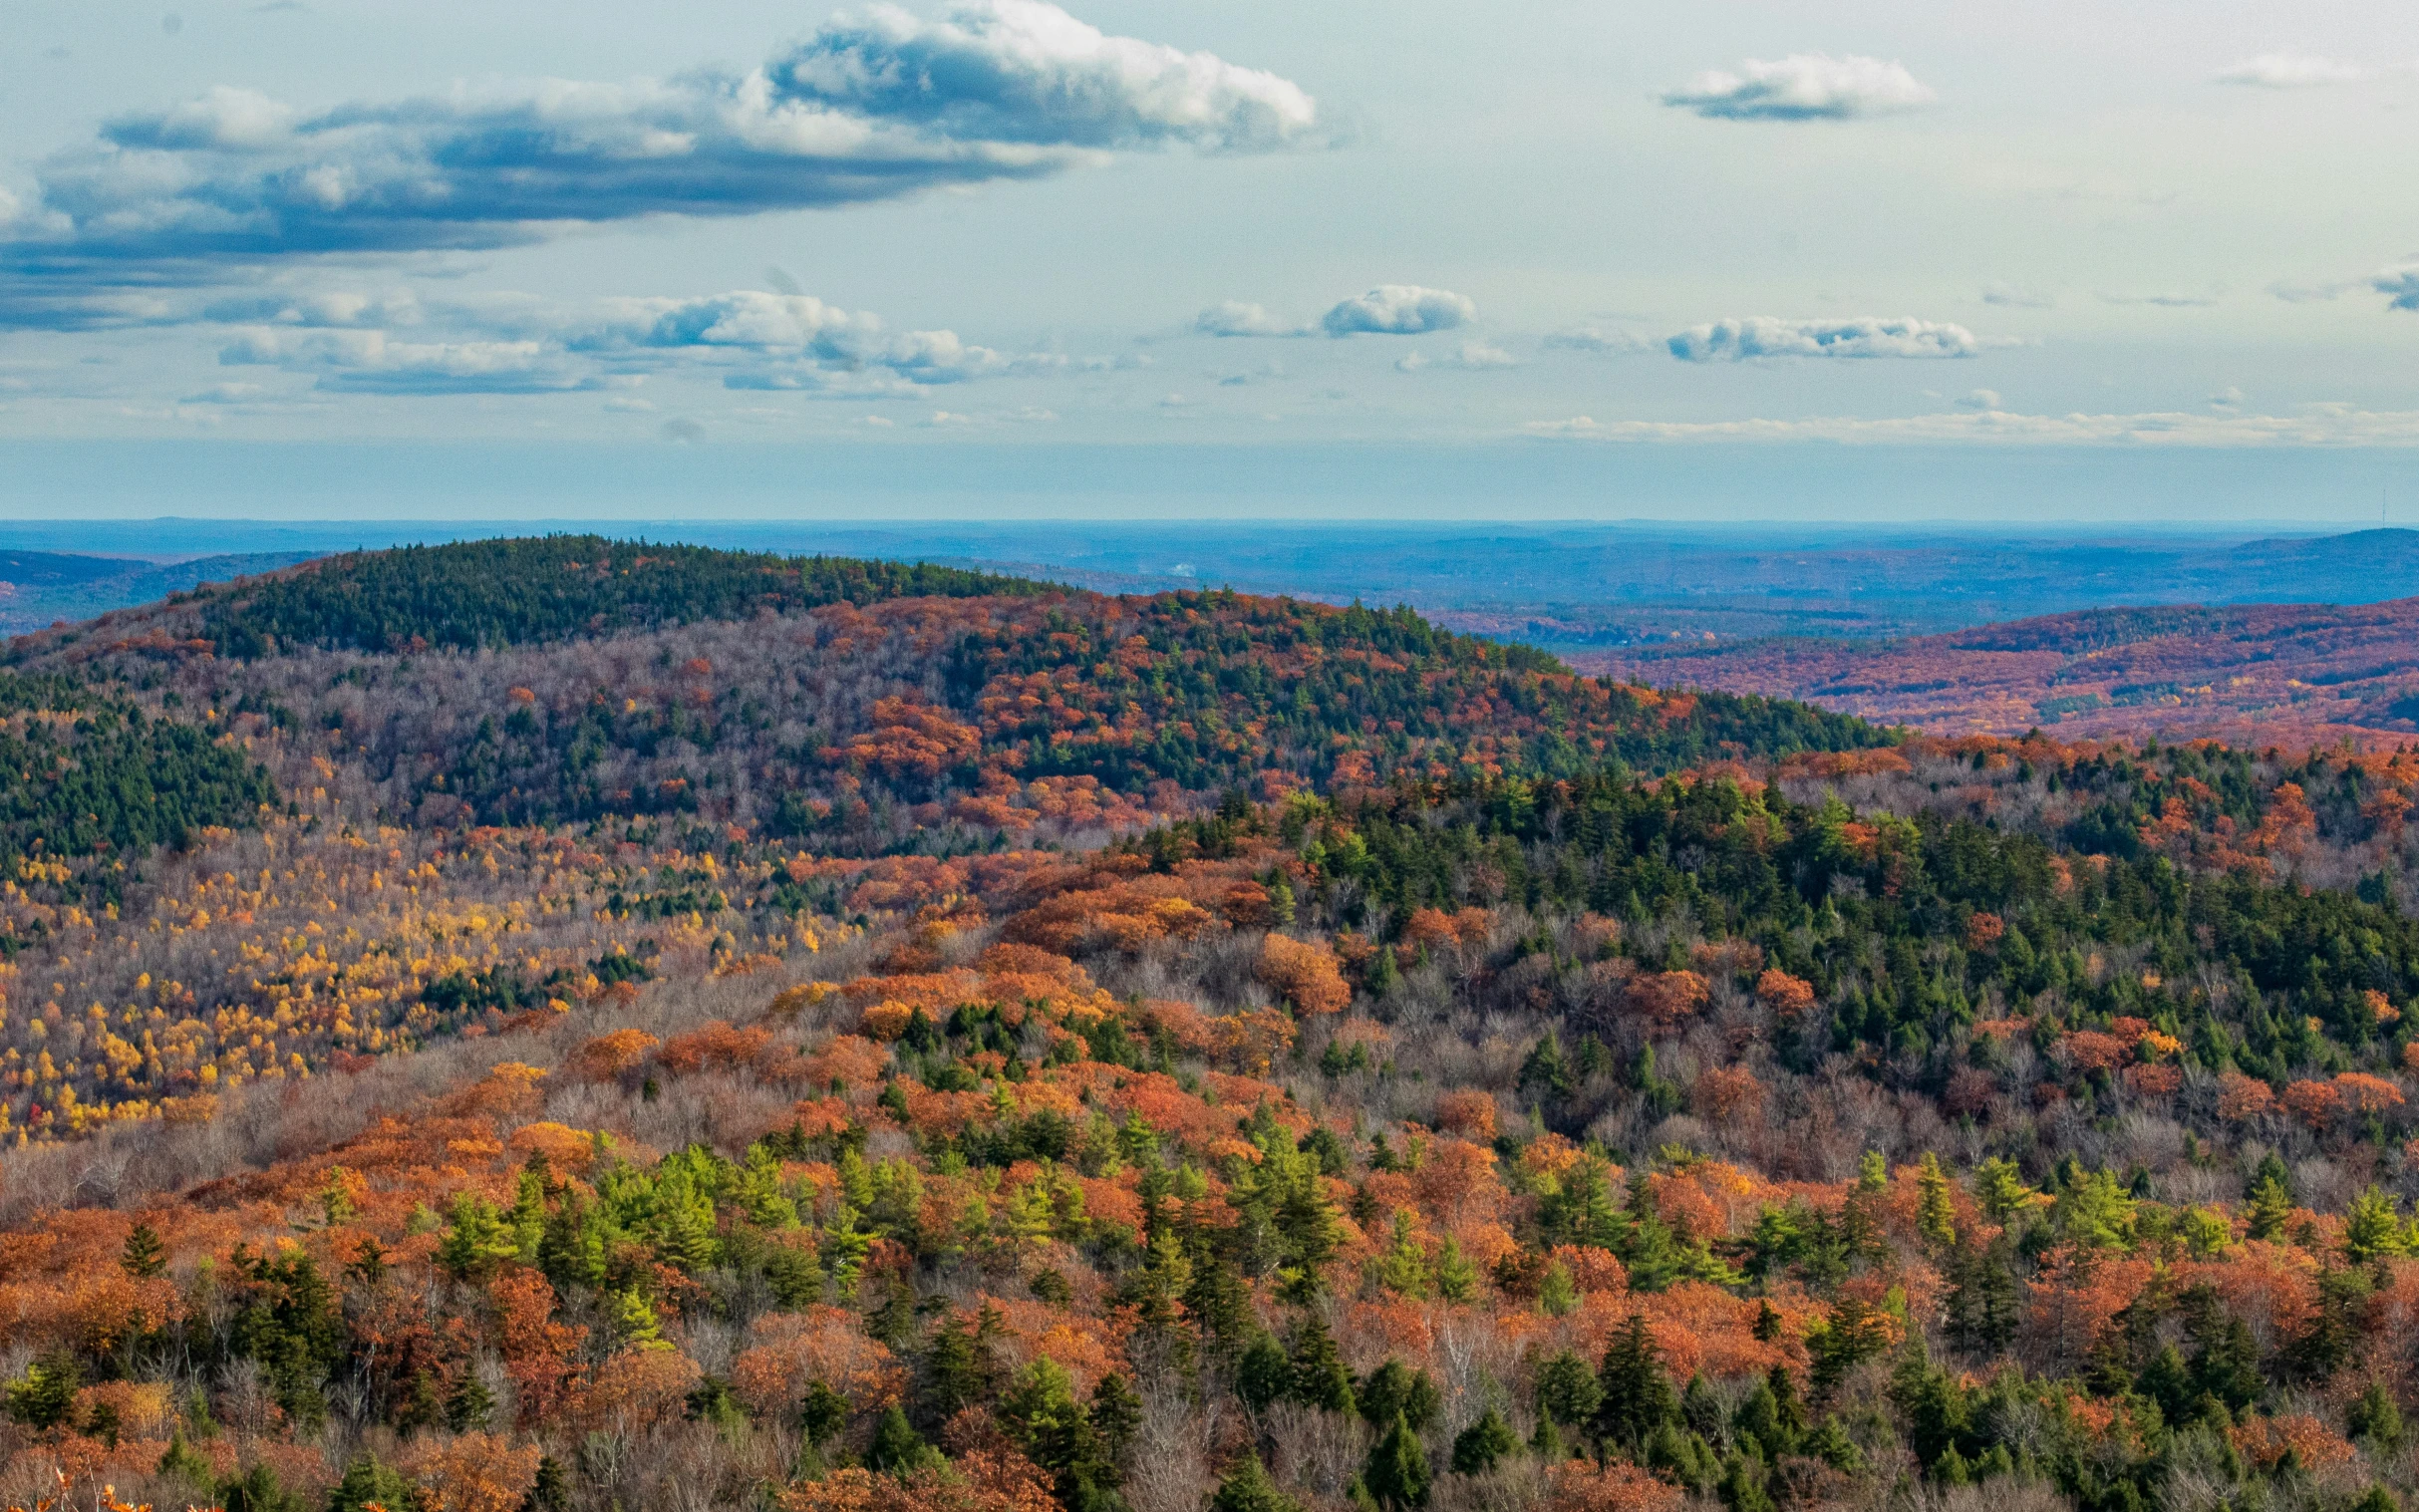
[2,539,2419,1512]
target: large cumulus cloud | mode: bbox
[0,0,1322,317]
[1666,316,1980,361]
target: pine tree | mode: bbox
[1367,946,1401,997]
[445,1371,495,1432]
[1208,1455,1307,1512]
[867,1404,941,1477]
[1451,1407,1518,1475]
[1596,1313,1678,1449]
[1287,1314,1357,1414]
[1089,1371,1142,1473]
[1359,1205,1417,1290]
[2350,1380,2405,1450]
[121,1221,167,1279]
[1361,1412,1431,1510]
[1358,1360,1440,1433]
[1534,1350,1602,1429]
[157,1433,214,1493]
[5,1352,80,1430]
[1238,1332,1292,1413]
[1536,1260,1580,1318]
[1973,1157,2037,1223]
[1916,1152,1958,1250]
[329,1455,413,1512]
[1432,1237,1477,1304]
[520,1456,569,1512]
[1945,1241,2020,1355]
[1717,1451,1774,1512]
[2246,1172,2293,1241]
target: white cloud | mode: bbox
[217,328,590,393]
[1663,54,1934,122]
[1666,316,1981,361]
[1195,301,1311,337]
[1955,389,2000,410]
[1399,341,1514,373]
[1522,404,2419,447]
[1320,284,1475,336]
[0,0,1323,323]
[110,86,298,151]
[1544,325,1653,354]
[778,0,1322,152]
[2209,386,2244,410]
[2215,54,2372,88]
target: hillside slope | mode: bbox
[1572,596,2419,743]
[0,538,1885,1141]
[4,757,2419,1512]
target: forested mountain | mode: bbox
[5,540,2419,1512]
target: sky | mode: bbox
[3,0,2419,521]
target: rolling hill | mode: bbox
[1571,595,2419,745]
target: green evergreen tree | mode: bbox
[1595,1314,1679,1449]
[1287,1314,1357,1414]
[121,1221,168,1279]
[4,1351,80,1430]
[328,1454,413,1512]
[520,1456,569,1512]
[1208,1455,1306,1512]
[1916,1152,1958,1250]
[1534,1350,1602,1430]
[867,1404,942,1477]
[1361,1412,1430,1511]
[2350,1380,2405,1451]
[2246,1172,2293,1242]
[1450,1407,1517,1475]
[1358,1360,1440,1433]
[1366,947,1401,997]
[445,1371,495,1433]
[1238,1333,1293,1413]
[1536,1260,1580,1318]
[1431,1237,1477,1304]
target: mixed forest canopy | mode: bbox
[5,542,2419,1512]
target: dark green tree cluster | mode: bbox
[1273,768,2419,1106]
[200,536,1046,657]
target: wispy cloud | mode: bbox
[2097,290,2221,308]
[1543,325,1654,354]
[1979,282,2053,309]
[2215,54,2373,88]
[212,283,1091,396]
[1665,316,1981,361]
[1524,403,2419,447]
[1663,54,1934,122]
[1395,341,1514,374]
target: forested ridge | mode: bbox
[8,544,2419,1512]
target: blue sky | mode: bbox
[4,1,2419,520]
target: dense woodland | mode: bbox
[5,543,2419,1512]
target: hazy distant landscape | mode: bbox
[38,520,2419,744]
